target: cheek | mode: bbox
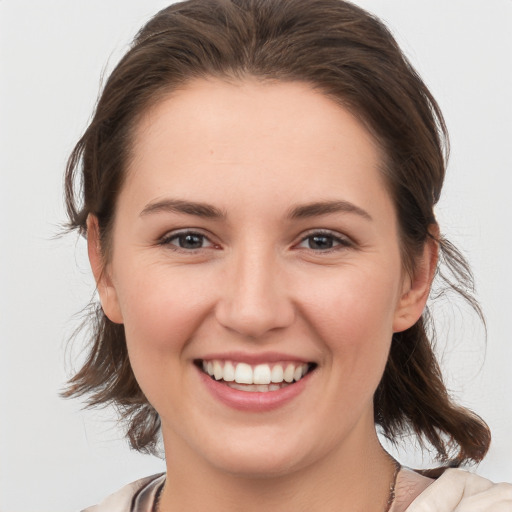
[113,264,221,414]
[303,264,401,338]
[113,263,216,369]
[299,263,401,380]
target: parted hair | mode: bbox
[64,0,490,468]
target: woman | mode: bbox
[63,0,512,510]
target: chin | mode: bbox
[210,449,306,479]
[190,425,325,479]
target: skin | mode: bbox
[88,79,437,511]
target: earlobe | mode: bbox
[393,229,439,333]
[86,215,124,324]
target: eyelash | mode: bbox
[158,229,353,253]
[296,230,353,252]
[158,230,215,251]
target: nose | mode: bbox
[215,246,295,339]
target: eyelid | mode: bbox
[158,228,218,250]
[156,227,353,252]
[295,229,354,250]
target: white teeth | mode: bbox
[253,364,271,384]
[227,382,286,392]
[213,360,223,380]
[271,365,284,383]
[234,362,253,384]
[223,361,235,382]
[201,359,311,388]
[283,364,295,383]
[228,382,258,392]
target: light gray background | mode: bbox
[1,1,511,511]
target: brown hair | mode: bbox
[64,0,490,466]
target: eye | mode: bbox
[297,231,352,251]
[160,231,214,250]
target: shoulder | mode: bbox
[81,473,165,512]
[405,468,512,511]
[391,468,435,511]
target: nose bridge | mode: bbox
[215,240,294,338]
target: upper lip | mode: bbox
[196,351,313,365]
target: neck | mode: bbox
[158,428,398,512]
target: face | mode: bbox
[91,79,430,477]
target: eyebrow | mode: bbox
[140,198,226,219]
[288,200,373,221]
[139,198,372,222]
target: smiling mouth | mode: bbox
[195,359,317,392]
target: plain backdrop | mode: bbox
[1,1,511,511]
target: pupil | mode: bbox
[310,235,333,250]
[180,234,203,249]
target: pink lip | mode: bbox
[197,351,310,364]
[197,366,312,412]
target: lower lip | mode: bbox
[197,367,311,412]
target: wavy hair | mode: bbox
[63,0,490,465]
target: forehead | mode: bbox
[132,78,381,161]
[123,78,391,217]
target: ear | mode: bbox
[87,215,124,324]
[393,227,439,333]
